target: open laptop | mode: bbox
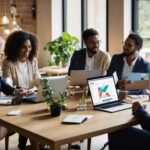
[87,76,132,112]
[23,75,68,103]
[36,75,68,102]
[70,70,100,86]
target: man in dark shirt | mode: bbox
[0,76,25,140]
[108,101,150,150]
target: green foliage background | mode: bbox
[139,1,150,48]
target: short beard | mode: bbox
[123,49,136,57]
[87,48,98,55]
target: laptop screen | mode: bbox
[88,76,119,106]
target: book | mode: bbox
[62,114,92,124]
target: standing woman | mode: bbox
[2,31,41,150]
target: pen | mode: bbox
[82,117,88,123]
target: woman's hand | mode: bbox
[14,88,28,96]
[15,87,37,96]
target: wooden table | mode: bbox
[0,97,149,150]
[39,66,68,76]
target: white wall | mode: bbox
[108,0,124,56]
[36,0,52,67]
[108,0,132,56]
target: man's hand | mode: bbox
[132,101,142,115]
[118,80,131,90]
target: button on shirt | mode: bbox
[122,56,138,80]
[85,50,94,70]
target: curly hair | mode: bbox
[4,31,38,61]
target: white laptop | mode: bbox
[24,75,68,103]
[87,76,132,113]
[36,75,68,102]
[70,70,100,86]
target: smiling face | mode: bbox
[18,39,32,62]
[123,37,138,57]
[84,35,100,56]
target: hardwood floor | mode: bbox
[0,133,108,150]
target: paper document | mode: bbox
[128,95,145,99]
[62,114,92,124]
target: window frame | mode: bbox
[62,0,108,51]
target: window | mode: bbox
[51,0,62,39]
[66,0,82,44]
[51,0,107,50]
[133,0,150,62]
[87,0,107,51]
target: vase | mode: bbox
[50,103,61,117]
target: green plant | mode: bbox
[40,78,66,106]
[44,32,79,66]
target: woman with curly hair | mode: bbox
[2,30,41,92]
[2,30,41,150]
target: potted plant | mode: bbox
[40,78,66,117]
[44,32,79,67]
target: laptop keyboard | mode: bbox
[100,102,123,109]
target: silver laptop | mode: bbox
[70,70,100,86]
[24,75,68,103]
[36,75,68,102]
[88,76,132,113]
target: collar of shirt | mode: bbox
[85,49,94,70]
[122,55,138,80]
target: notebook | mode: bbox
[87,76,132,113]
[62,114,92,124]
[70,70,100,86]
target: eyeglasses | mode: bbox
[122,42,135,48]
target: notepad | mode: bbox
[62,114,92,124]
[7,110,21,116]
